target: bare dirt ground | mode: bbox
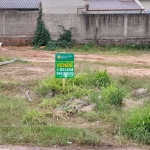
[0,145,148,150]
[0,46,150,150]
[1,46,150,82]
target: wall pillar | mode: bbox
[124,14,128,44]
[2,13,5,36]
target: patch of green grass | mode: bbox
[0,126,101,146]
[37,76,90,98]
[53,43,150,56]
[0,81,19,91]
[22,109,45,125]
[0,95,27,126]
[121,104,150,144]
[15,59,29,64]
[114,76,150,92]
[0,56,11,62]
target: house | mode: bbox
[83,0,144,14]
[140,0,150,11]
[0,0,40,10]
[42,0,86,14]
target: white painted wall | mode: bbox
[140,0,150,10]
[42,0,86,14]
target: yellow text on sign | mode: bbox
[57,63,73,68]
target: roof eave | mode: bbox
[0,8,39,10]
[87,9,144,11]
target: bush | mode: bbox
[121,105,150,144]
[92,70,111,88]
[59,26,72,42]
[101,84,125,106]
[44,41,57,50]
[44,27,73,50]
[37,77,62,96]
[32,8,50,47]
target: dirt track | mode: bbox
[0,145,148,150]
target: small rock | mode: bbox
[98,96,102,100]
[136,88,148,94]
[67,141,72,145]
[123,98,144,109]
[81,104,96,112]
[132,88,148,98]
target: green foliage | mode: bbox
[0,126,101,146]
[72,73,90,86]
[101,84,125,106]
[126,43,150,50]
[44,26,73,51]
[37,77,62,96]
[59,25,72,42]
[40,97,64,108]
[0,57,10,62]
[32,8,50,47]
[44,41,57,50]
[83,44,90,51]
[82,111,99,122]
[37,76,89,98]
[0,95,26,125]
[22,109,45,125]
[82,43,97,51]
[121,104,150,144]
[92,70,111,88]
[44,40,73,50]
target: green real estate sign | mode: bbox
[55,53,74,78]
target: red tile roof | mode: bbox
[0,0,40,10]
[86,0,144,11]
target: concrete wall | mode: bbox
[0,10,38,46]
[0,10,150,46]
[42,0,86,14]
[43,14,150,45]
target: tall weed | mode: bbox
[92,70,111,88]
[121,104,150,144]
[101,84,126,106]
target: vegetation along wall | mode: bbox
[43,14,150,45]
[0,10,150,46]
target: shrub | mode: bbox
[44,26,73,50]
[59,26,72,42]
[83,44,90,51]
[92,70,111,88]
[37,77,62,96]
[121,105,150,144]
[44,41,57,50]
[32,8,50,47]
[101,84,125,106]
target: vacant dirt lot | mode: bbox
[0,46,150,82]
[0,46,150,150]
